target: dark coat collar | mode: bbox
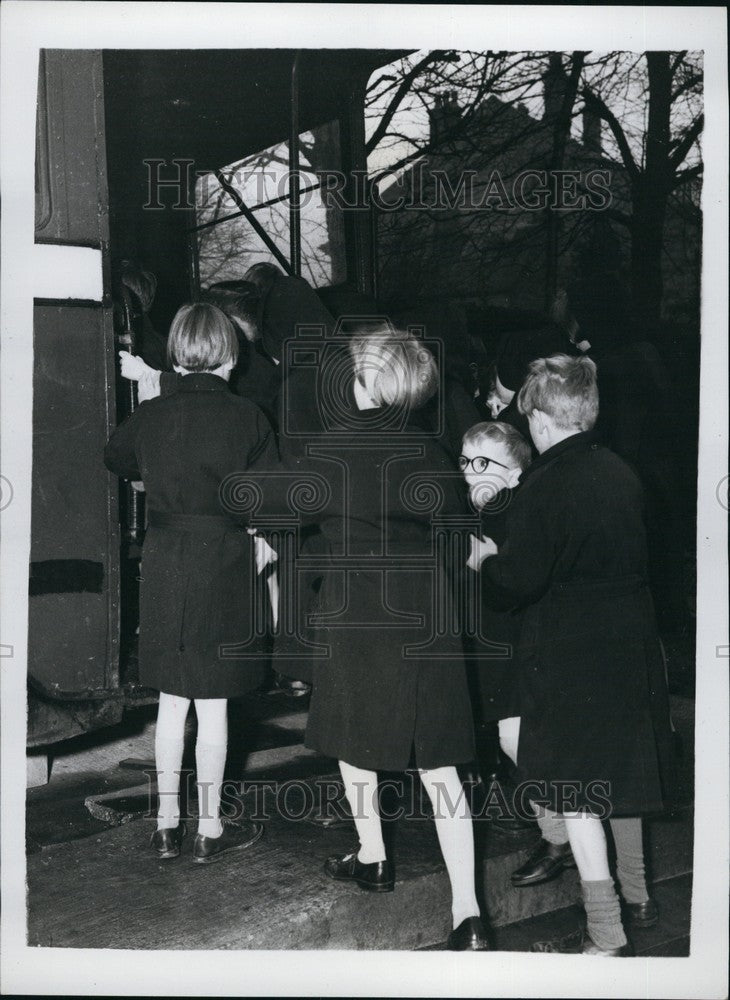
[521,429,596,482]
[176,372,229,392]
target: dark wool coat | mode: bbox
[464,497,523,724]
[288,389,475,772]
[104,374,278,699]
[483,431,673,816]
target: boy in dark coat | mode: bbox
[105,303,277,864]
[460,420,534,826]
[471,353,672,955]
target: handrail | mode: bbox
[213,169,295,276]
[289,51,302,277]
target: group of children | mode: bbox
[106,290,671,955]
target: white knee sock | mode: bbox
[154,735,185,830]
[338,760,386,864]
[419,766,480,929]
[154,692,190,831]
[195,741,227,839]
[533,805,569,845]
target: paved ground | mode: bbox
[26,688,695,953]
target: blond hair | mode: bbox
[167,302,238,372]
[517,353,598,431]
[349,326,438,409]
[462,421,532,471]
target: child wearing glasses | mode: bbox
[459,423,533,819]
[471,354,672,955]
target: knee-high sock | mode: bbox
[499,717,568,843]
[195,741,227,839]
[497,717,520,767]
[529,802,569,845]
[154,692,190,830]
[419,766,480,930]
[338,760,386,864]
[610,816,649,904]
[194,698,228,840]
[581,879,627,950]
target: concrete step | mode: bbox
[27,775,693,951]
[27,693,694,950]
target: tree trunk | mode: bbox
[630,52,673,336]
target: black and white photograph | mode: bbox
[1,4,727,997]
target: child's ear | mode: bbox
[506,466,522,489]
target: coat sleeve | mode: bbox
[247,406,280,469]
[104,410,143,480]
[482,487,559,603]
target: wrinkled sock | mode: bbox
[154,735,184,831]
[530,802,569,845]
[420,766,480,930]
[610,817,649,904]
[581,878,627,950]
[195,740,227,839]
[338,760,386,864]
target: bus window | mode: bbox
[194,119,346,289]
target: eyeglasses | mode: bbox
[458,454,510,473]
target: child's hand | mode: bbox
[119,351,157,383]
[466,533,498,572]
[137,371,161,402]
[130,480,145,492]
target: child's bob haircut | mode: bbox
[462,421,532,471]
[517,353,598,431]
[349,326,438,409]
[167,302,239,372]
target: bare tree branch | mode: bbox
[669,112,704,168]
[581,86,640,180]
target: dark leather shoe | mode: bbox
[150,822,187,859]
[192,820,263,864]
[582,936,634,956]
[511,838,576,887]
[446,916,490,951]
[324,850,394,892]
[624,898,658,928]
[492,813,538,836]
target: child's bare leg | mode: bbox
[155,692,190,830]
[194,698,228,839]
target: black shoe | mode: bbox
[624,898,658,928]
[511,838,576,887]
[324,849,394,892]
[492,813,538,836]
[150,822,187,859]
[192,820,263,864]
[446,916,490,951]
